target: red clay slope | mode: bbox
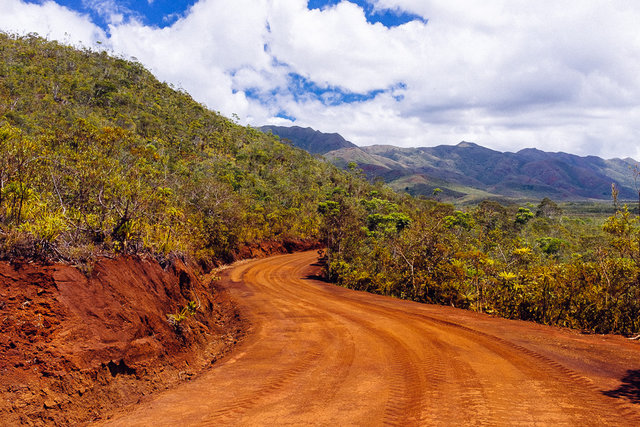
[0,255,245,425]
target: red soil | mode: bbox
[0,238,320,425]
[0,254,245,425]
[104,251,640,426]
[232,238,322,261]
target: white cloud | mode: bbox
[2,0,640,159]
[266,1,428,93]
[82,0,127,24]
[0,0,105,45]
[361,0,640,158]
[105,0,276,120]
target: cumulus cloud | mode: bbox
[354,0,640,159]
[106,0,280,121]
[266,1,427,92]
[2,0,640,159]
[0,0,105,45]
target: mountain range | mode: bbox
[260,125,638,202]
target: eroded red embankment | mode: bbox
[0,255,245,425]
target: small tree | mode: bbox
[515,207,534,225]
[536,197,562,219]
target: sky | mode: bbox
[1,1,640,160]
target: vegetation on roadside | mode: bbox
[320,181,640,335]
[167,299,200,327]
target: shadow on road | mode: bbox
[304,251,331,283]
[603,370,640,404]
[305,262,330,283]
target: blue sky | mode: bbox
[307,1,426,26]
[3,1,640,160]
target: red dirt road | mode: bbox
[102,251,640,426]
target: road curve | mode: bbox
[102,251,640,426]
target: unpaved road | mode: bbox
[102,251,640,426]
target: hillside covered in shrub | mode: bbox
[0,33,360,266]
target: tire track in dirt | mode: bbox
[262,256,426,426]
[200,258,353,425]
[203,349,323,424]
[235,252,640,425]
[306,273,640,425]
[428,338,494,426]
[240,253,635,425]
[279,257,429,426]
[101,251,640,426]
[406,311,640,425]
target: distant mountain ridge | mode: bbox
[260,126,638,201]
[260,125,357,154]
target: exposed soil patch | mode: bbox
[0,255,246,425]
[233,238,322,262]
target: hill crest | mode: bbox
[259,125,357,155]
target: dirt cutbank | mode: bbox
[232,238,322,264]
[0,238,322,425]
[0,253,246,426]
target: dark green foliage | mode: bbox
[537,237,565,256]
